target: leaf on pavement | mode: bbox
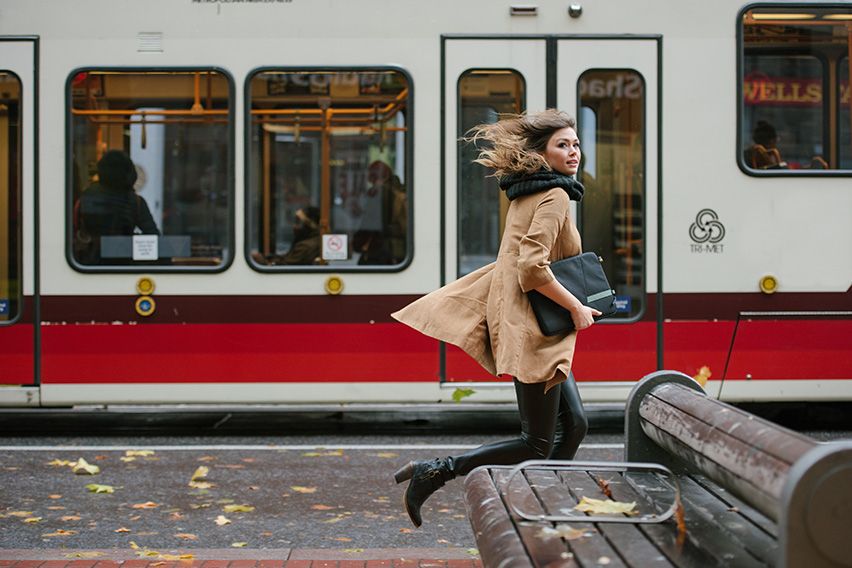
[174,533,198,540]
[291,486,317,494]
[63,552,104,559]
[61,515,82,521]
[231,542,248,548]
[131,501,159,509]
[223,504,255,513]
[72,458,101,475]
[47,459,74,467]
[125,450,156,457]
[214,515,231,526]
[574,496,636,515]
[43,529,78,537]
[302,449,343,457]
[311,504,335,511]
[23,517,42,523]
[191,466,210,482]
[49,494,63,499]
[120,457,136,463]
[115,527,131,533]
[8,511,34,517]
[371,452,398,459]
[85,484,115,494]
[189,481,215,489]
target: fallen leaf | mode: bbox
[49,494,63,499]
[291,486,317,494]
[693,365,712,387]
[198,456,217,462]
[302,449,343,457]
[536,524,592,540]
[231,542,248,548]
[7,511,34,517]
[189,481,215,489]
[63,552,104,559]
[574,496,636,515]
[86,484,115,494]
[311,504,335,511]
[452,387,475,402]
[372,452,398,459]
[120,457,136,463]
[223,504,255,513]
[61,515,82,521]
[597,557,612,566]
[399,528,414,534]
[43,529,78,537]
[23,517,42,523]
[595,477,614,499]
[47,506,66,510]
[174,533,198,540]
[191,466,209,482]
[115,527,131,533]
[334,537,353,542]
[47,459,74,467]
[342,549,364,554]
[72,458,100,475]
[675,494,687,549]
[125,450,155,457]
[131,502,159,509]
[189,503,211,509]
[214,515,231,526]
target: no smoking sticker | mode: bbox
[322,234,348,260]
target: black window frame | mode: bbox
[65,66,237,273]
[244,65,414,273]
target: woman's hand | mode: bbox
[533,279,602,331]
[569,304,603,331]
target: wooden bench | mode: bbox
[463,370,852,568]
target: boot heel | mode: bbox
[394,461,416,483]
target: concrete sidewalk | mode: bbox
[0,549,482,568]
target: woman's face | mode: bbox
[542,127,581,176]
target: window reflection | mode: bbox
[0,71,21,322]
[579,69,645,320]
[248,70,410,268]
[742,7,852,171]
[69,70,232,268]
[457,70,524,276]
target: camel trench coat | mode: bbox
[392,187,581,392]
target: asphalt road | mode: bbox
[0,432,624,552]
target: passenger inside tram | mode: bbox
[744,120,788,170]
[353,160,407,265]
[73,150,160,264]
[253,206,322,265]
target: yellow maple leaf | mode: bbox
[231,542,248,548]
[191,466,209,482]
[72,458,100,475]
[23,517,42,523]
[290,486,317,494]
[574,496,637,515]
[223,504,254,513]
[214,515,231,526]
[8,511,34,517]
[120,457,136,463]
[47,459,74,467]
[189,481,215,489]
[125,450,155,457]
[85,484,115,494]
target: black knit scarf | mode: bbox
[499,170,584,202]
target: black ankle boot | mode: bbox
[393,457,455,527]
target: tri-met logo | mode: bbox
[689,209,725,253]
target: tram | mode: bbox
[1,1,850,407]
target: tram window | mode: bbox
[0,72,21,323]
[247,69,410,270]
[68,69,233,270]
[457,69,524,276]
[578,69,645,321]
[740,7,852,172]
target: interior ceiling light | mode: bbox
[751,13,816,20]
[823,13,852,20]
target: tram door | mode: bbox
[0,39,36,403]
[443,36,659,386]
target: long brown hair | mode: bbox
[466,109,576,177]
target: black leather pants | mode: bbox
[451,374,589,476]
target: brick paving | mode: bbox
[0,551,482,568]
